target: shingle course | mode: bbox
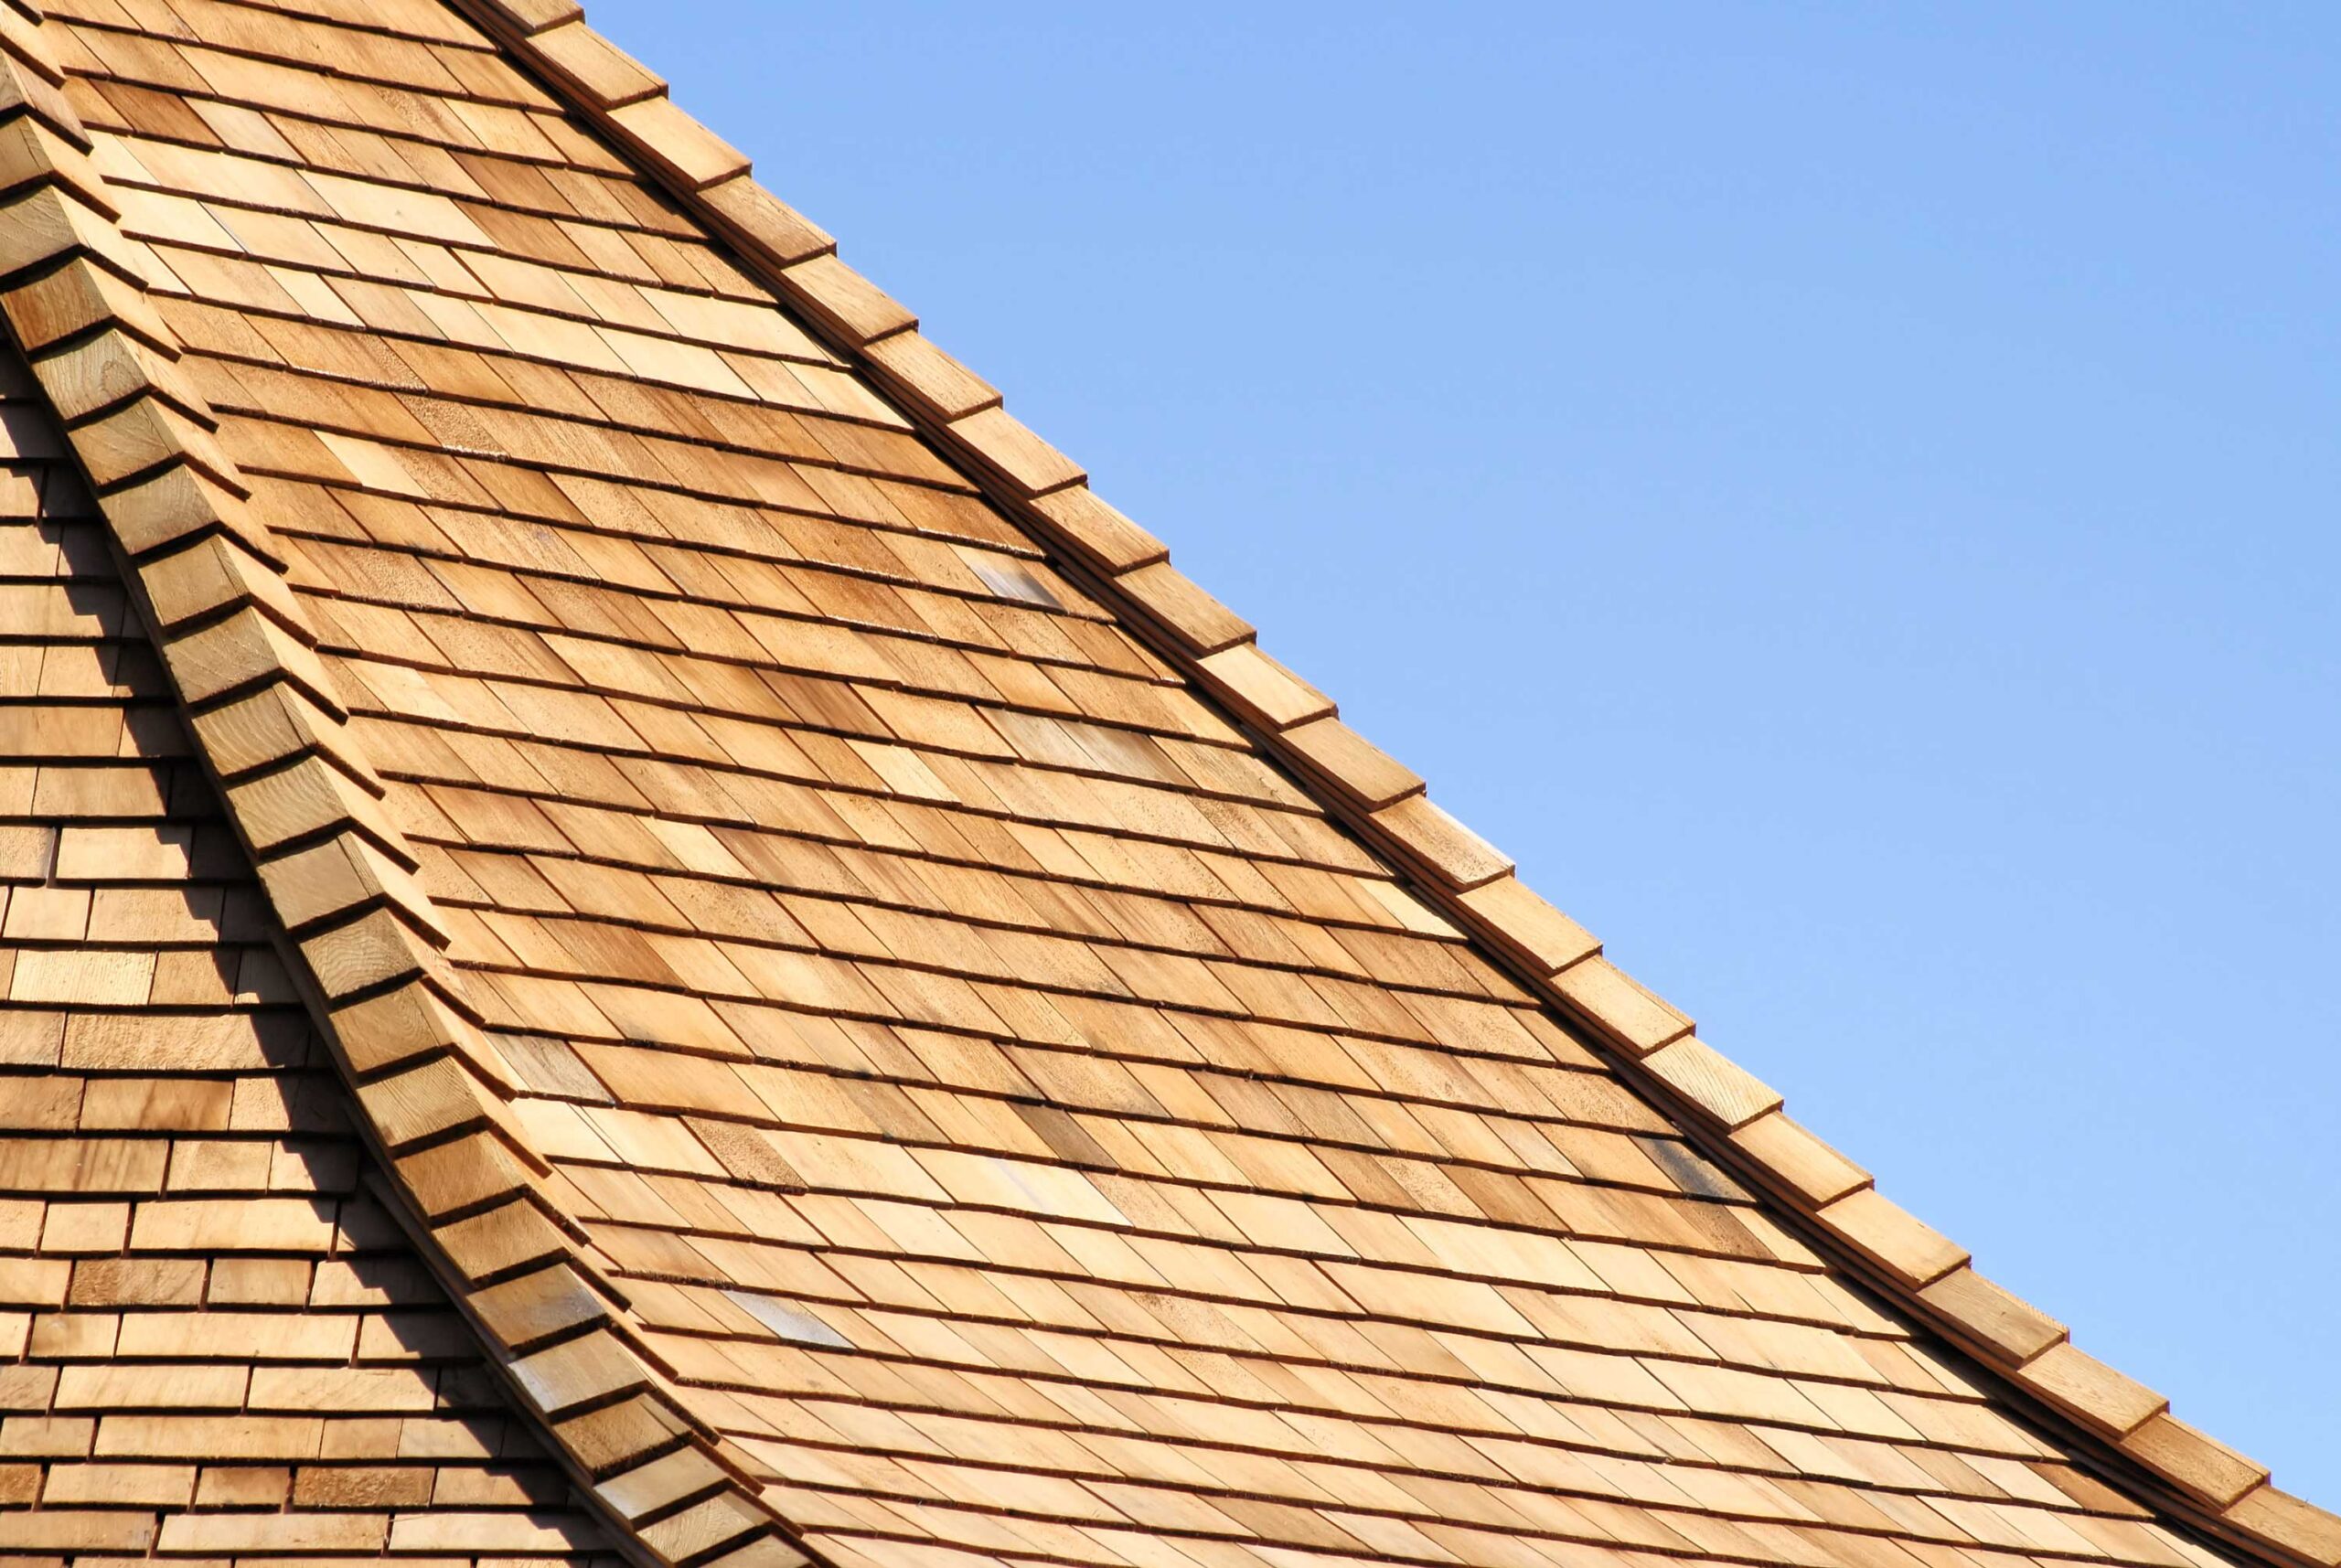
[0,2,2325,1567]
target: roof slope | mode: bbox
[0,336,613,1560]
[0,1,2329,1567]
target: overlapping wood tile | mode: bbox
[0,336,615,1563]
[0,1,2324,1567]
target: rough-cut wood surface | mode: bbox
[0,0,2324,1566]
[0,339,613,1564]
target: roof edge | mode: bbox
[445,2,2340,1562]
[0,8,827,1567]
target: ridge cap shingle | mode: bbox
[0,6,826,1565]
[18,0,2325,1554]
[438,1,2337,1562]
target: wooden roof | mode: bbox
[0,2,2328,1567]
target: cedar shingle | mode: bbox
[2,5,2320,1567]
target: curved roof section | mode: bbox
[0,332,614,1557]
[0,0,2327,1565]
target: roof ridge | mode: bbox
[0,8,828,1567]
[441,2,2338,1563]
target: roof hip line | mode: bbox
[0,5,836,1567]
[444,1,2338,1563]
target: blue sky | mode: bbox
[589,2,2340,1498]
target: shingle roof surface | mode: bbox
[0,337,614,1561]
[0,2,2329,1567]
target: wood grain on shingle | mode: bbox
[0,0,2325,1566]
[0,330,611,1564]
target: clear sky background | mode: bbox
[588,1,2340,1499]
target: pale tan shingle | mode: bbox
[0,2,2323,1566]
